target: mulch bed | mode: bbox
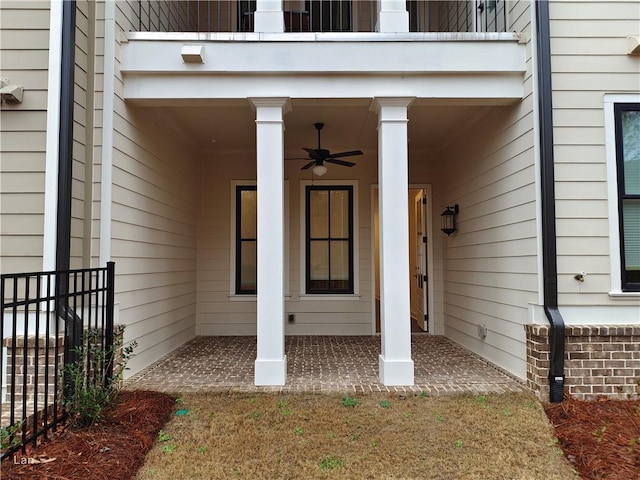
[2,391,639,479]
[544,396,640,480]
[2,390,175,480]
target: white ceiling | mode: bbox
[149,100,494,155]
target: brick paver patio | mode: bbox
[126,335,528,395]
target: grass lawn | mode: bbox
[135,391,578,480]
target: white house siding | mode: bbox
[94,2,200,376]
[436,0,535,379]
[0,1,50,274]
[549,1,640,309]
[197,139,377,336]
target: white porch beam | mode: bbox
[250,97,291,386]
[377,0,409,33]
[254,0,284,33]
[373,97,414,386]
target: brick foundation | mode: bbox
[525,324,640,401]
[2,335,65,406]
[2,326,126,406]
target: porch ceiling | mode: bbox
[147,100,493,153]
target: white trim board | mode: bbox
[604,94,640,297]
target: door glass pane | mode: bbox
[330,190,349,238]
[310,190,329,237]
[309,241,329,281]
[240,190,257,238]
[240,241,257,291]
[330,240,349,281]
[622,110,640,194]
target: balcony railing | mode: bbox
[128,0,507,34]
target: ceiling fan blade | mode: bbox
[303,147,321,159]
[327,150,363,159]
[325,158,356,167]
[301,161,316,170]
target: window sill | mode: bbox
[229,294,292,302]
[298,294,362,301]
[608,291,640,299]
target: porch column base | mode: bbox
[379,355,414,386]
[377,0,409,33]
[254,0,284,33]
[377,12,409,33]
[255,356,287,386]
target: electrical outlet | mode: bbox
[477,324,488,338]
[288,313,295,323]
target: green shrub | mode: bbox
[0,420,24,451]
[63,326,136,427]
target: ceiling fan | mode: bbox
[287,122,363,176]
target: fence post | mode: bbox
[59,270,72,401]
[104,261,115,385]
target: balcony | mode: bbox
[120,0,524,106]
[129,0,507,34]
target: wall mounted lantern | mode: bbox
[440,204,459,236]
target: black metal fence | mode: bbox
[129,0,507,34]
[0,263,115,460]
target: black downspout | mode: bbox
[535,0,565,403]
[56,3,75,272]
[56,1,81,396]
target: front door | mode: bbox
[373,187,430,333]
[410,189,428,331]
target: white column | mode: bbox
[254,0,284,33]
[377,0,409,33]
[372,97,414,386]
[249,97,291,386]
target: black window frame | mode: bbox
[305,185,354,294]
[614,103,640,292]
[235,185,257,294]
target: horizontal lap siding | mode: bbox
[439,0,534,379]
[549,0,640,305]
[72,1,95,269]
[0,2,50,274]
[442,105,536,379]
[105,3,199,377]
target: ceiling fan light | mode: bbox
[312,164,328,176]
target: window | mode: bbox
[614,103,640,291]
[235,186,257,294]
[305,185,354,294]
